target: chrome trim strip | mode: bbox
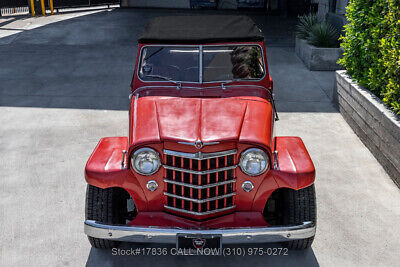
[199,45,203,83]
[84,220,316,244]
[164,205,236,216]
[163,165,237,175]
[132,84,272,96]
[177,140,220,148]
[163,149,237,160]
[121,150,128,170]
[273,150,280,171]
[135,84,270,90]
[164,192,236,204]
[163,179,236,189]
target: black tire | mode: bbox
[282,184,316,249]
[85,185,128,249]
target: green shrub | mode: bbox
[296,14,323,39]
[307,22,340,48]
[339,0,400,115]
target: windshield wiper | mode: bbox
[144,47,164,61]
[221,79,242,90]
[144,74,182,89]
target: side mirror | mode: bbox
[269,75,273,90]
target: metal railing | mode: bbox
[0,0,29,16]
[0,6,29,16]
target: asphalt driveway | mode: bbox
[0,8,399,266]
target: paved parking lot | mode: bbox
[1,8,399,266]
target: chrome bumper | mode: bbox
[84,220,316,244]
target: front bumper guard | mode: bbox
[84,220,315,244]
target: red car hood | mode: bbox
[129,96,273,149]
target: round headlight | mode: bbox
[239,148,269,176]
[131,148,161,176]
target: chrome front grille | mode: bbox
[163,149,237,217]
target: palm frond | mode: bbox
[296,14,323,39]
[307,22,340,48]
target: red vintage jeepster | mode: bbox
[84,16,316,251]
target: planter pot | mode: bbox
[295,38,344,71]
[334,70,400,187]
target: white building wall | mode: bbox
[335,0,349,15]
[317,0,330,16]
[316,0,348,16]
[121,0,349,14]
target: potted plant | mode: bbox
[295,14,344,71]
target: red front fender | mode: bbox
[85,136,315,215]
[85,137,148,211]
[252,136,315,211]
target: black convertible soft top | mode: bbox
[138,15,264,44]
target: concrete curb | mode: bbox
[295,38,344,71]
[334,70,400,187]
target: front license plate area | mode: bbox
[176,234,222,255]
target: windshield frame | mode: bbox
[136,43,266,84]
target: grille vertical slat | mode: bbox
[189,159,193,212]
[224,155,228,207]
[197,159,201,213]
[207,158,210,212]
[232,167,236,206]
[215,157,219,210]
[180,157,184,209]
[164,149,237,217]
[172,156,176,208]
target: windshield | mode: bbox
[139,47,200,82]
[138,45,264,83]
